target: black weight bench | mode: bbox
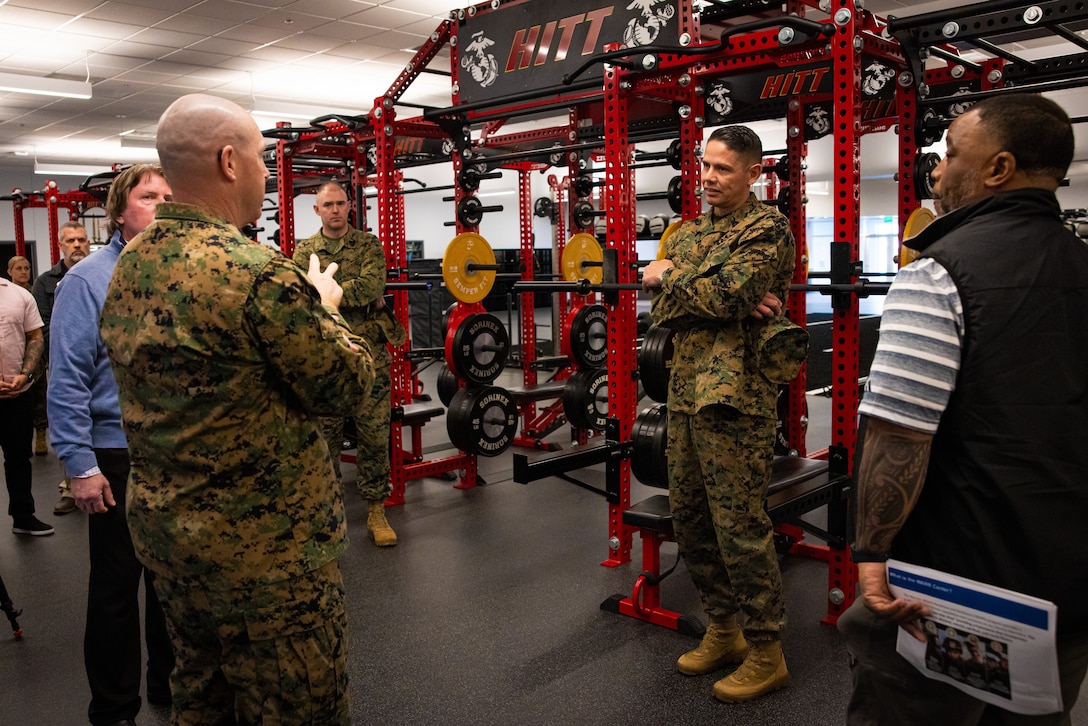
[602,455,841,636]
[395,402,446,462]
[342,402,446,466]
[505,379,568,403]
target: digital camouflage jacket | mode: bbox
[295,226,407,363]
[100,202,375,590]
[652,193,798,418]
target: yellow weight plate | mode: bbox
[899,207,936,268]
[561,232,603,284]
[657,220,682,260]
[442,232,496,304]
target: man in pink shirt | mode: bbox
[0,275,51,535]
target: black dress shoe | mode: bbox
[104,720,137,726]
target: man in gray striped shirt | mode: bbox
[838,94,1088,725]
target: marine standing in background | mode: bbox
[31,221,90,515]
[49,164,175,725]
[100,94,375,725]
[642,125,803,704]
[294,181,407,547]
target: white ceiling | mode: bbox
[0,0,1085,178]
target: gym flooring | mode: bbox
[2,369,1085,725]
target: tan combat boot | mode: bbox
[366,501,398,547]
[712,640,790,703]
[34,428,48,456]
[677,616,748,675]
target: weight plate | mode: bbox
[449,312,509,385]
[573,200,598,230]
[665,138,682,170]
[899,207,935,268]
[630,403,668,489]
[914,152,942,200]
[446,385,518,457]
[442,232,497,304]
[561,233,604,284]
[649,213,669,237]
[562,367,610,431]
[667,175,683,215]
[436,363,459,407]
[638,324,675,404]
[657,220,682,260]
[441,302,459,339]
[568,304,608,368]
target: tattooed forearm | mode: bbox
[22,334,43,375]
[854,416,933,554]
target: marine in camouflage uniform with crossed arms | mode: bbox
[294,181,407,547]
[642,125,806,704]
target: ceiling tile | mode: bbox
[82,53,151,73]
[0,7,72,30]
[246,45,317,63]
[127,27,209,48]
[216,57,281,73]
[186,0,271,23]
[214,24,296,45]
[187,36,261,55]
[323,42,389,62]
[281,0,378,21]
[248,10,333,32]
[344,5,428,30]
[271,32,343,53]
[382,0,462,17]
[0,56,85,74]
[399,18,447,37]
[61,17,150,41]
[113,69,186,85]
[162,48,234,66]
[100,39,180,61]
[139,59,214,76]
[114,0,207,10]
[307,20,385,42]
[6,0,104,13]
[153,13,239,35]
[85,2,180,26]
[364,29,429,50]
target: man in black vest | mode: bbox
[839,94,1088,724]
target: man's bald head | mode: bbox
[155,94,269,228]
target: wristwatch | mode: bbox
[21,370,34,383]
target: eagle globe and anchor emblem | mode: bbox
[623,0,676,47]
[462,31,499,88]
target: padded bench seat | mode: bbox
[506,379,568,402]
[623,456,835,535]
[394,402,446,424]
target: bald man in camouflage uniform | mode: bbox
[101,94,374,725]
[643,125,803,704]
[294,181,406,547]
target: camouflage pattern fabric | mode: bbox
[312,362,390,501]
[155,560,349,725]
[651,193,797,418]
[99,202,375,592]
[668,405,785,641]
[652,193,795,641]
[295,227,406,501]
[294,226,407,352]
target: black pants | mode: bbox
[0,390,35,521]
[86,448,174,725]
